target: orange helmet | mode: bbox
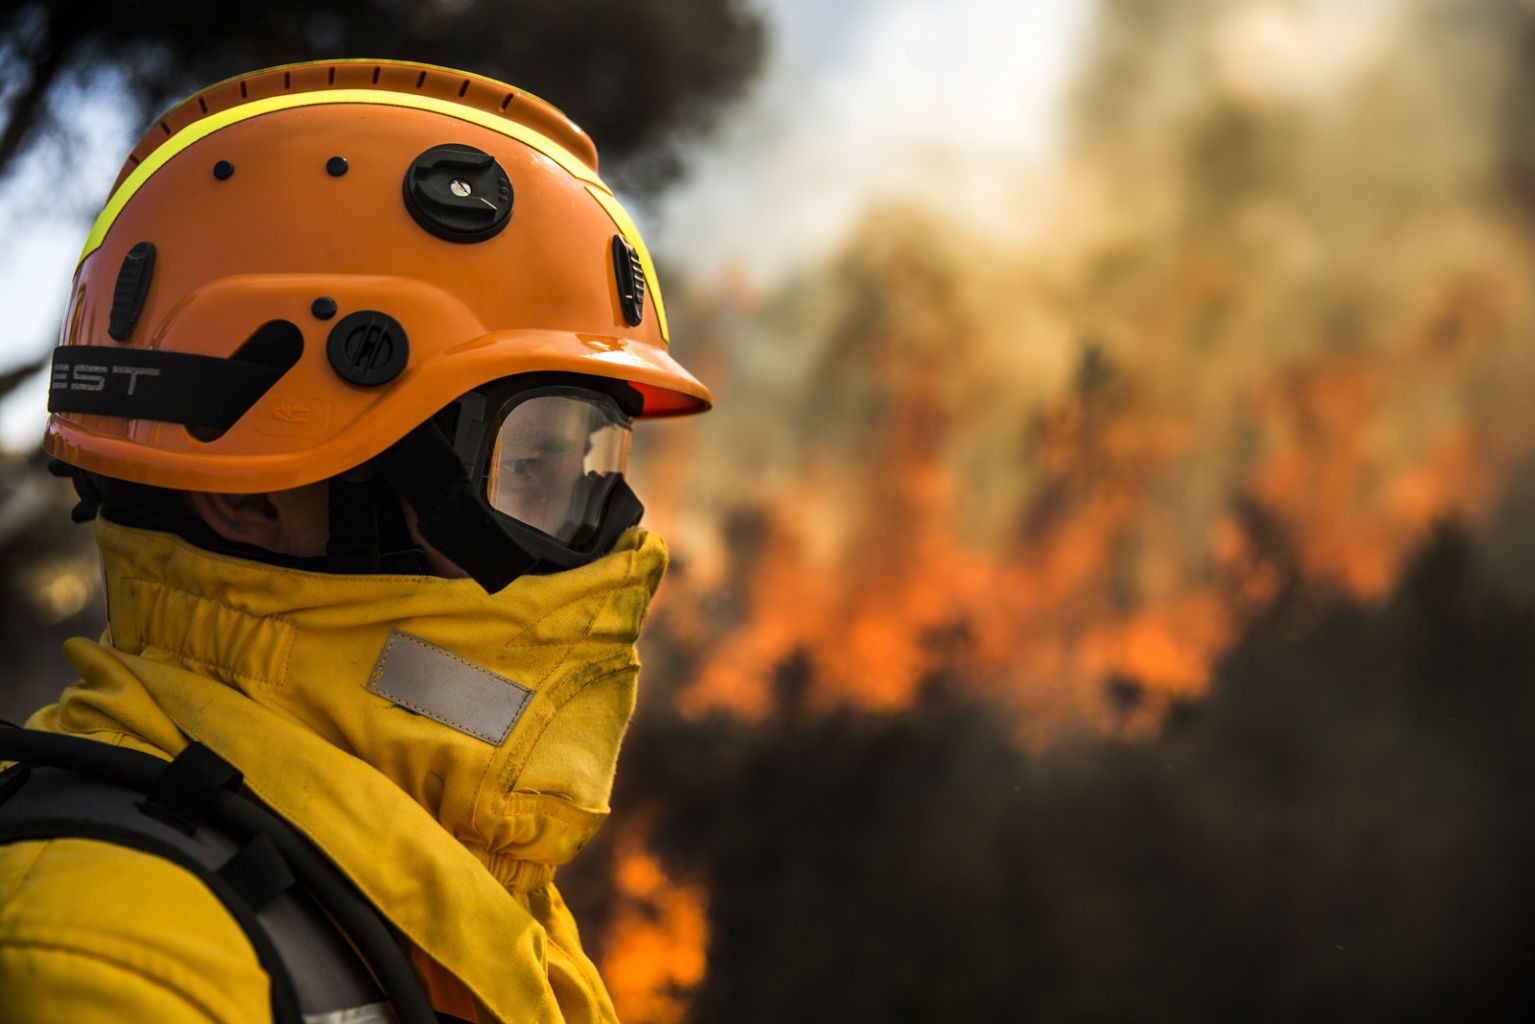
[43,60,711,589]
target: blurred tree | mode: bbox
[0,0,765,195]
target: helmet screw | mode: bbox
[213,160,235,180]
[326,155,349,177]
[311,296,338,320]
[449,179,472,197]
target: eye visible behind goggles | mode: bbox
[480,387,633,546]
[331,373,646,592]
[451,373,643,551]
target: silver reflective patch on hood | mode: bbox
[367,630,534,745]
[303,1002,397,1023]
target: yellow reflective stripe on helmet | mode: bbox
[78,89,611,265]
[586,185,670,344]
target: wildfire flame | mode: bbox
[599,826,710,1024]
[604,0,1535,1015]
[632,0,1535,735]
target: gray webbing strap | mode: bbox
[0,765,387,1020]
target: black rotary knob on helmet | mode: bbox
[402,144,513,243]
[327,311,410,386]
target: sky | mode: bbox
[0,0,1090,449]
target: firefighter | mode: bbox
[0,59,709,1024]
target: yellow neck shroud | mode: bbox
[30,518,668,1023]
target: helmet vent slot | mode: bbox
[183,320,304,442]
[108,241,156,342]
[232,319,304,373]
[611,235,646,327]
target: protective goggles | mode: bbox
[468,381,636,546]
[411,372,647,581]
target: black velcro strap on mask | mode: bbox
[48,346,287,431]
[377,421,539,592]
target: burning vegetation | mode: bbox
[564,0,1535,1019]
[638,0,1535,739]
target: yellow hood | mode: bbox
[28,517,668,1023]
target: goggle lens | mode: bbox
[486,392,632,545]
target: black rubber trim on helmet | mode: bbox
[0,727,438,1024]
[48,345,289,431]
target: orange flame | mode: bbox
[637,0,1535,735]
[600,827,710,1024]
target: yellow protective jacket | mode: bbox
[0,518,667,1023]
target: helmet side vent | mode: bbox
[184,320,305,442]
[232,319,304,372]
[611,235,646,327]
[108,242,156,343]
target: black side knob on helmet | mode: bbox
[402,144,513,243]
[327,311,410,386]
